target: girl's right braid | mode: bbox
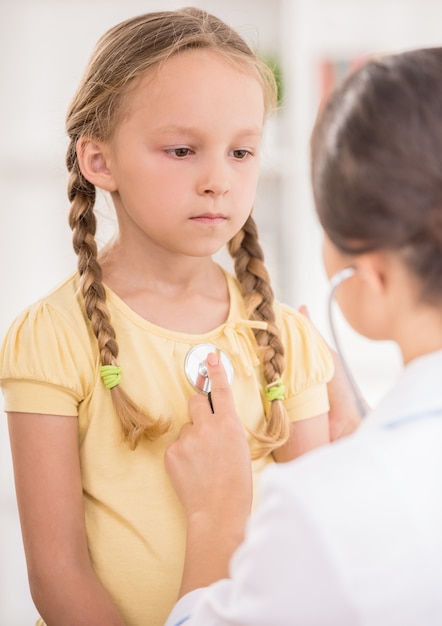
[66,142,170,448]
[228,215,291,458]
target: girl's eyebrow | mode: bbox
[152,124,263,137]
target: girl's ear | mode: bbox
[76,137,117,192]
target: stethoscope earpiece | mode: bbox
[329,266,356,290]
[184,343,233,395]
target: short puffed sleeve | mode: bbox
[274,303,334,422]
[0,300,96,416]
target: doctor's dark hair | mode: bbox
[311,47,442,304]
[65,8,288,457]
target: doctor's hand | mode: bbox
[165,352,253,597]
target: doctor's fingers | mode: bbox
[204,353,239,420]
[188,393,213,424]
[186,353,237,425]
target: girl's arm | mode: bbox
[8,412,125,626]
[272,412,330,462]
[298,305,366,442]
[272,348,368,462]
[326,347,366,440]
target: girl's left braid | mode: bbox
[228,215,290,458]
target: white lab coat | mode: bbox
[165,350,442,626]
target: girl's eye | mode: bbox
[168,147,192,158]
[232,149,251,160]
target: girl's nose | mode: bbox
[197,157,231,196]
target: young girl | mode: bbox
[0,8,334,626]
[164,46,442,625]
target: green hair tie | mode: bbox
[100,365,122,389]
[265,378,285,402]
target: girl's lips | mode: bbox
[190,214,227,224]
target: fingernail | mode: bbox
[207,352,219,366]
[298,305,310,318]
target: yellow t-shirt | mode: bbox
[0,270,333,626]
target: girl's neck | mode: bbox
[98,244,231,333]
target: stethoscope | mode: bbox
[328,267,368,418]
[184,343,234,411]
[184,266,367,419]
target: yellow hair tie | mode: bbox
[100,365,122,389]
[265,378,285,402]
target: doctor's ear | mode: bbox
[76,137,117,192]
[354,252,391,295]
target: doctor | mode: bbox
[164,46,442,625]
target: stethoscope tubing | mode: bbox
[327,267,368,419]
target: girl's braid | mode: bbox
[66,141,170,447]
[228,215,290,458]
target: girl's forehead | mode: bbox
[121,49,266,122]
[143,48,261,88]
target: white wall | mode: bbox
[1,1,441,622]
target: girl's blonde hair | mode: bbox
[66,7,288,458]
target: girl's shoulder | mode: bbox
[8,273,88,333]
[0,273,96,407]
[1,272,94,372]
[275,301,332,366]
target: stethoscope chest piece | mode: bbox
[185,343,233,395]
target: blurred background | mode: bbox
[1,0,441,623]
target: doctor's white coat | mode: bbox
[166,349,442,626]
